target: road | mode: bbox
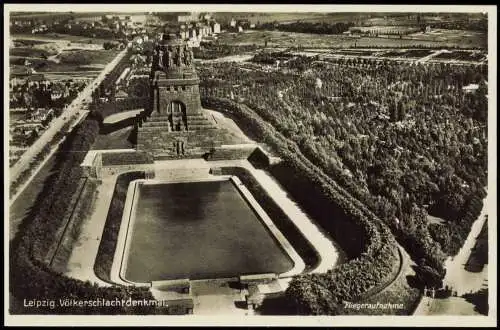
[9,48,128,186]
[413,194,490,315]
[443,194,490,296]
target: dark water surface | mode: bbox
[125,180,294,282]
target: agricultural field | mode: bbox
[215,29,486,49]
[12,33,115,45]
[406,29,486,49]
[212,12,330,25]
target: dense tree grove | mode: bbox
[198,57,487,280]
[202,97,399,314]
[10,113,160,314]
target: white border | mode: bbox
[4,4,497,327]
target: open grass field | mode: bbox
[124,180,294,282]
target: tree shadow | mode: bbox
[406,274,421,289]
[228,281,242,290]
[127,126,138,145]
[255,294,296,315]
[463,288,488,315]
[234,301,248,310]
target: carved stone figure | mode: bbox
[158,49,164,69]
[185,49,193,66]
[152,48,159,69]
[171,47,178,67]
[165,46,173,68]
[183,45,192,66]
[177,45,184,66]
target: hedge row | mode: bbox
[94,171,145,281]
[10,113,159,314]
[201,97,399,315]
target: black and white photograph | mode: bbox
[4,4,497,327]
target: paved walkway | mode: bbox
[415,296,482,315]
[190,279,250,315]
[64,175,118,287]
[413,194,490,315]
[443,195,490,296]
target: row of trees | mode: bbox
[198,57,487,275]
[202,97,400,314]
[9,113,161,314]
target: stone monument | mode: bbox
[137,33,219,158]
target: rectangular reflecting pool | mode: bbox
[124,179,294,282]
